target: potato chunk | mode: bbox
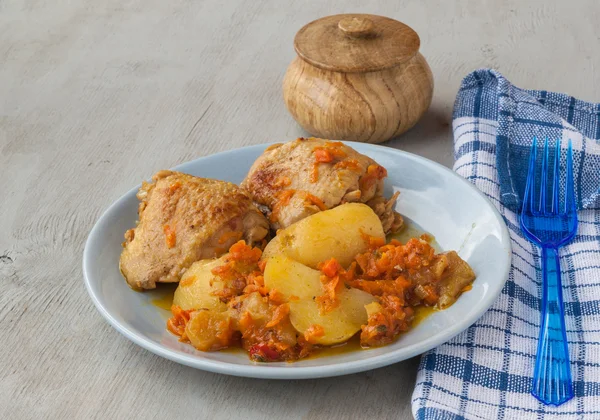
[289,289,375,345]
[262,203,385,268]
[173,257,228,312]
[263,255,376,345]
[185,310,233,351]
[263,255,321,300]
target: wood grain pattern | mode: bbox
[1,0,600,419]
[294,14,420,72]
[283,52,434,143]
[287,13,432,144]
[337,16,376,39]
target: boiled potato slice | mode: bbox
[263,254,376,345]
[289,288,376,345]
[263,255,322,301]
[262,203,384,268]
[173,257,228,312]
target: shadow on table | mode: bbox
[386,104,455,168]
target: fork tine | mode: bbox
[539,138,549,213]
[552,139,561,214]
[565,139,575,213]
[523,137,538,213]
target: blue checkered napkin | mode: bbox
[411,69,600,419]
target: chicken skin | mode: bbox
[241,138,403,233]
[120,170,269,290]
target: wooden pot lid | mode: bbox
[294,14,420,73]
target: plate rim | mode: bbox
[83,141,512,379]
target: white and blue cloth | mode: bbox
[412,69,600,419]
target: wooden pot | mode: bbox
[283,14,434,144]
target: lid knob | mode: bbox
[337,16,375,38]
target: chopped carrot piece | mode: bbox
[360,164,388,190]
[360,231,385,250]
[314,148,334,163]
[265,304,290,328]
[304,193,327,211]
[310,162,319,183]
[304,324,325,343]
[334,158,361,171]
[228,240,262,263]
[169,182,182,192]
[247,273,264,287]
[179,275,196,287]
[311,144,347,183]
[163,224,176,248]
[167,305,191,337]
[319,258,343,278]
[316,274,341,313]
[268,289,286,305]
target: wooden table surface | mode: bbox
[2,1,599,418]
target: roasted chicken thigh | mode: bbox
[120,170,269,290]
[241,138,403,233]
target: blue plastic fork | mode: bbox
[520,138,578,405]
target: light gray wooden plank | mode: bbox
[1,0,599,418]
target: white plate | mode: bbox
[83,142,511,379]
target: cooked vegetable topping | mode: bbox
[311,142,347,182]
[166,209,475,361]
[359,164,387,191]
[334,158,362,172]
[304,324,325,343]
[304,193,327,211]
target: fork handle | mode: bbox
[532,246,574,405]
